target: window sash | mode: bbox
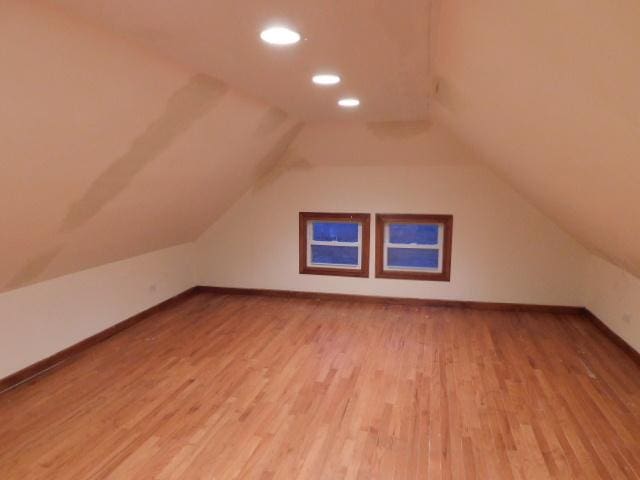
[383,223,443,273]
[307,220,362,269]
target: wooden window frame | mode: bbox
[299,212,370,278]
[375,213,453,282]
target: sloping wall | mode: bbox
[433,0,640,279]
[0,0,300,293]
[194,122,589,306]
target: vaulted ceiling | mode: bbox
[2,0,639,291]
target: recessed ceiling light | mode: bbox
[312,74,341,86]
[260,26,301,45]
[338,98,360,108]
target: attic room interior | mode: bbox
[1,0,639,478]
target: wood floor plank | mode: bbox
[1,293,639,479]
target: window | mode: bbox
[299,212,370,277]
[375,214,453,281]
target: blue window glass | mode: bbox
[312,222,359,242]
[387,248,439,269]
[311,245,359,265]
[388,223,439,245]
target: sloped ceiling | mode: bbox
[433,1,640,278]
[50,0,434,122]
[0,1,302,291]
[3,0,639,291]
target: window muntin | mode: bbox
[376,214,452,281]
[299,212,370,277]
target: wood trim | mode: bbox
[299,212,371,278]
[196,286,584,314]
[0,287,198,394]
[584,309,640,366]
[375,214,453,281]
[5,285,637,398]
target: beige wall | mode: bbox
[0,244,194,380]
[190,121,640,350]
[583,256,640,353]
[194,163,588,306]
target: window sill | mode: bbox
[375,269,451,282]
[300,265,370,278]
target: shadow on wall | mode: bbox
[185,121,310,232]
[4,74,227,291]
[4,246,64,291]
[365,120,431,139]
[252,122,312,191]
[60,74,228,233]
[431,76,467,113]
[253,106,289,136]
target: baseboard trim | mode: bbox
[0,287,198,394]
[583,309,640,366]
[195,286,586,315]
[3,286,636,395]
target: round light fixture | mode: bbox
[312,74,341,86]
[260,26,301,45]
[338,98,360,108]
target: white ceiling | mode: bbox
[51,0,434,122]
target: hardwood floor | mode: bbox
[1,293,639,479]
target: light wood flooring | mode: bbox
[1,292,639,479]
